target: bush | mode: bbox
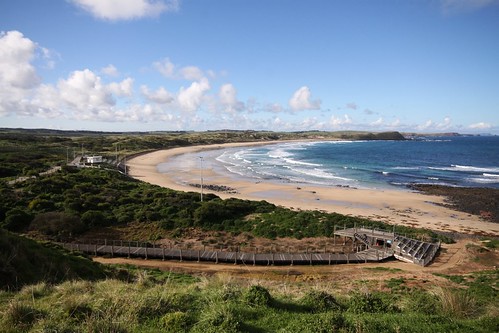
[80,210,108,227]
[192,304,241,333]
[2,209,33,232]
[29,212,86,240]
[243,285,272,307]
[161,311,190,332]
[348,292,397,314]
[300,290,342,313]
[404,291,438,315]
[282,312,346,333]
[434,287,478,319]
[2,302,41,332]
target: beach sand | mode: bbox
[127,142,499,236]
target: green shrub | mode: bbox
[192,304,241,333]
[161,311,190,332]
[348,292,397,314]
[300,290,342,313]
[434,287,478,319]
[2,302,41,332]
[403,291,438,315]
[281,312,346,333]
[2,208,33,232]
[243,285,272,307]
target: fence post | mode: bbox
[253,252,256,266]
[215,251,218,264]
[179,249,183,262]
[111,245,114,257]
[162,247,165,261]
[145,245,148,260]
[94,244,97,256]
[197,250,200,262]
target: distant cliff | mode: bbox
[339,131,406,141]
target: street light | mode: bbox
[199,156,204,202]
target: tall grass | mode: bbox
[0,268,497,333]
[432,287,479,319]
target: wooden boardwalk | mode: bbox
[62,243,394,266]
[62,226,439,267]
[334,227,440,266]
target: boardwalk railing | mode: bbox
[61,242,394,266]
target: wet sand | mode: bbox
[127,142,499,236]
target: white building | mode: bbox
[86,156,103,164]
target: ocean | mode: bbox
[211,136,499,190]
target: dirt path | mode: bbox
[94,239,495,291]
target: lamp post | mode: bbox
[199,156,204,202]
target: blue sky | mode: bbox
[1,0,498,133]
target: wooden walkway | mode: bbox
[62,243,394,266]
[334,227,440,266]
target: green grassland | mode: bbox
[0,264,497,333]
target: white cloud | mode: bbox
[288,86,321,111]
[0,31,42,116]
[180,66,204,81]
[0,31,40,90]
[177,78,210,112]
[370,117,383,126]
[469,122,492,129]
[330,114,352,128]
[218,83,244,113]
[154,58,176,78]
[437,116,452,130]
[70,0,179,21]
[153,58,206,81]
[109,77,134,96]
[417,119,434,131]
[416,117,453,131]
[102,64,120,77]
[58,69,115,116]
[141,85,174,104]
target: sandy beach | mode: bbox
[127,142,499,236]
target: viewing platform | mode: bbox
[334,227,440,266]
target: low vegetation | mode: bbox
[0,266,497,333]
[1,167,445,245]
[0,228,106,290]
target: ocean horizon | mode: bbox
[161,136,499,190]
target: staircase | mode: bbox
[353,233,370,247]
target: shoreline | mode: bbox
[127,142,499,236]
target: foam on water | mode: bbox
[213,137,499,189]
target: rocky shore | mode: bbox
[410,184,499,223]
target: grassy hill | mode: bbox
[0,264,497,333]
[0,228,106,290]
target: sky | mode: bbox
[1,0,498,134]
